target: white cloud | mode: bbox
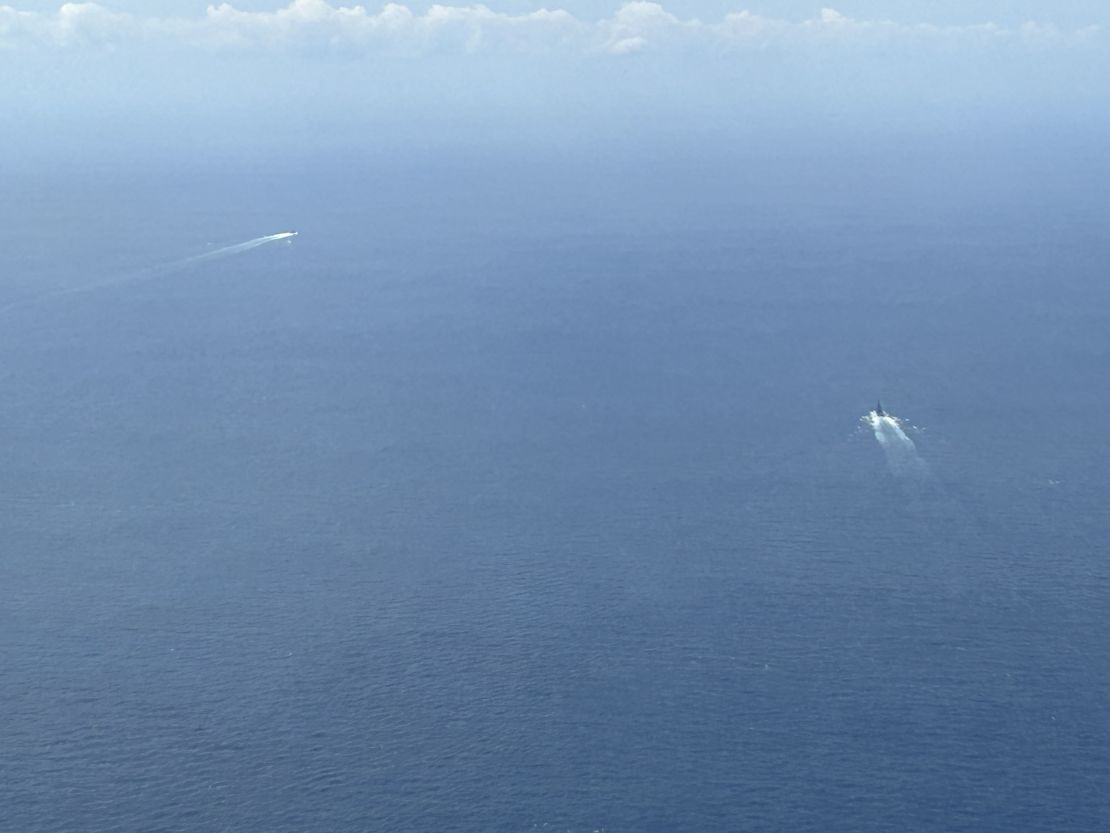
[0,1,1102,55]
[608,35,645,56]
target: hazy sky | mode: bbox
[8,1,1110,26]
[2,2,1107,168]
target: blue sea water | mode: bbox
[2,151,1109,832]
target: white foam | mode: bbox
[866,409,930,479]
[181,231,298,265]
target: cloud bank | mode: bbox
[3,1,1107,169]
[0,0,1102,55]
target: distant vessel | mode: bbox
[875,400,885,416]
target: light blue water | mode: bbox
[1,155,1109,831]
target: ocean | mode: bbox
[2,149,1109,831]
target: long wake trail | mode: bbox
[0,231,297,315]
[175,232,298,267]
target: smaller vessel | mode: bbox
[875,400,885,417]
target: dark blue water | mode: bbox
[2,155,1109,831]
